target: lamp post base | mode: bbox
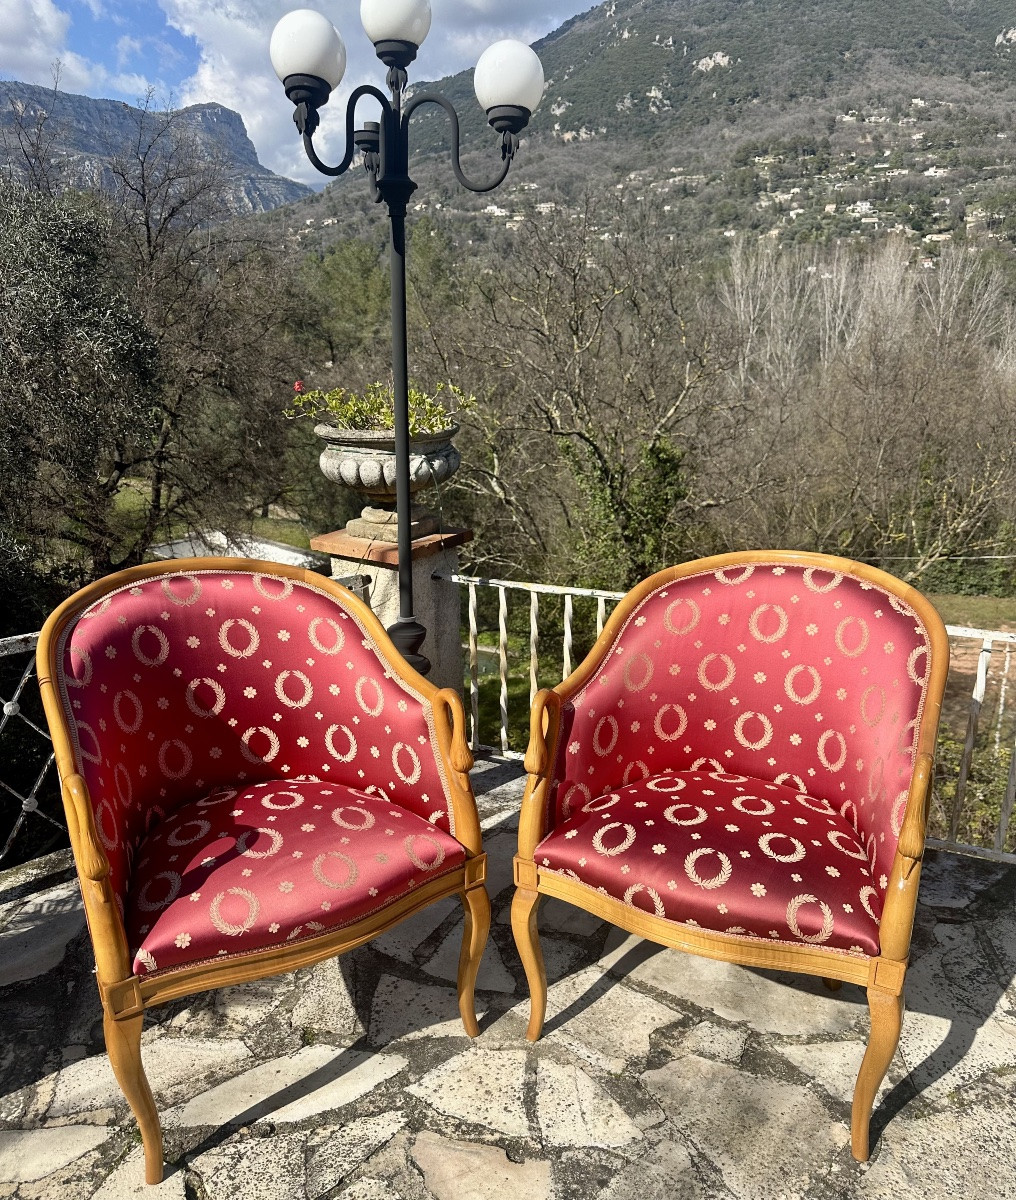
[386,615,429,674]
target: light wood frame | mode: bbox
[37,557,490,1185]
[510,550,950,1161]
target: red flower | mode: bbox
[293,380,304,393]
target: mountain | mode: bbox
[527,0,1016,141]
[0,82,311,215]
[269,0,1016,252]
[401,0,1016,149]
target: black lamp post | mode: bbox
[270,4,544,676]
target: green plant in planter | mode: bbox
[286,378,474,436]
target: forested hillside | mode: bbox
[411,0,1016,145]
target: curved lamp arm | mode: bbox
[403,93,512,194]
[301,83,392,177]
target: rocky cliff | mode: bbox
[0,82,311,216]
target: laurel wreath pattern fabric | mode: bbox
[537,769,882,954]
[125,780,465,974]
[56,570,456,934]
[540,563,933,954]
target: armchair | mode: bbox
[37,558,489,1184]
[512,551,948,1159]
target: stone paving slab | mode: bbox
[406,1048,530,1138]
[424,921,517,992]
[643,1053,851,1198]
[46,1036,253,1120]
[535,1059,643,1149]
[369,976,483,1047]
[0,756,1013,1198]
[89,1149,187,1200]
[412,1131,552,1200]
[0,882,85,988]
[0,1130,108,1185]
[600,929,863,1039]
[370,899,458,967]
[163,1047,408,1129]
[514,964,681,1074]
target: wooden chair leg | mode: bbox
[457,883,491,1037]
[851,985,904,1162]
[510,887,547,1041]
[103,1009,164,1184]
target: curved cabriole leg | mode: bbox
[103,1009,163,1184]
[851,985,904,1161]
[510,887,547,1041]
[457,884,491,1037]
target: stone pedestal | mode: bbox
[309,527,472,695]
[345,504,439,542]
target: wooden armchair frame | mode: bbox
[37,558,489,1184]
[511,550,949,1160]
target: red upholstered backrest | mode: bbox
[547,561,934,894]
[55,568,454,905]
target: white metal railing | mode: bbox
[451,574,625,755]
[442,573,1016,863]
[931,624,1016,862]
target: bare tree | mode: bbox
[0,66,65,195]
[713,237,1016,582]
[421,195,738,585]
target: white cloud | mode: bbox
[0,0,72,85]
[158,0,581,183]
[152,1,313,181]
[0,0,158,101]
[116,35,142,70]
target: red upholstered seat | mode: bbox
[536,769,881,956]
[512,552,950,1161]
[37,559,490,1184]
[126,780,466,976]
[58,568,458,913]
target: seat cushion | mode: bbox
[536,769,882,956]
[125,779,466,976]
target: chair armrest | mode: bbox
[432,688,482,856]
[879,751,935,962]
[897,752,934,866]
[62,773,110,884]
[61,773,133,986]
[518,688,563,860]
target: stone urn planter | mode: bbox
[315,422,461,542]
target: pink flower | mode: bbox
[294,380,304,392]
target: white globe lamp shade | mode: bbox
[270,9,347,89]
[474,40,544,114]
[360,0,432,48]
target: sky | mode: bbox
[0,0,590,184]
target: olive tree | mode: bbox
[0,97,310,629]
[0,180,158,627]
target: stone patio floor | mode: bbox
[0,754,1014,1200]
